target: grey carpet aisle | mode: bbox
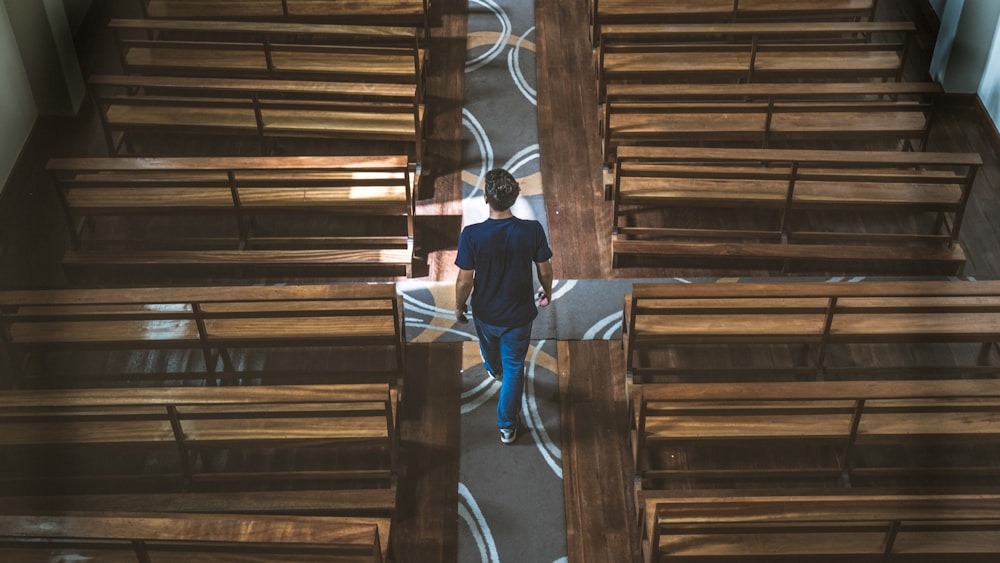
[459,1,566,561]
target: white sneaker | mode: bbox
[499,426,517,444]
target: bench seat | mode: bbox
[613,240,967,274]
[610,147,980,274]
[624,280,1000,382]
[90,75,423,160]
[0,383,398,485]
[0,284,405,386]
[640,493,1000,563]
[111,18,424,87]
[597,21,912,98]
[61,248,414,276]
[48,156,416,281]
[591,0,879,44]
[633,379,1000,488]
[142,0,428,26]
[602,83,941,161]
[0,512,389,563]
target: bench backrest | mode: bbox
[603,82,942,157]
[110,18,424,85]
[0,284,405,387]
[634,379,1000,485]
[0,383,397,490]
[141,0,428,27]
[47,155,415,251]
[640,492,1000,562]
[598,21,914,90]
[0,511,386,563]
[624,280,1000,381]
[590,0,881,43]
[90,73,422,156]
[612,146,982,244]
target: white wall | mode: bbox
[62,0,93,33]
[0,2,38,195]
[944,0,1000,93]
[930,0,1000,131]
[3,0,86,116]
[979,16,1000,125]
[929,0,964,83]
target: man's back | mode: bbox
[456,216,551,327]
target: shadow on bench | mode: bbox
[632,379,1000,490]
[638,492,1000,563]
[0,511,390,563]
[623,280,1000,383]
[0,284,405,388]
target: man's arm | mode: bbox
[535,260,554,307]
[455,268,474,322]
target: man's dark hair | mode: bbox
[484,168,520,211]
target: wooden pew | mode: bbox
[139,0,428,29]
[46,156,415,281]
[609,146,980,274]
[602,82,942,162]
[0,383,397,488]
[0,512,389,563]
[632,379,1000,489]
[0,384,399,561]
[109,19,425,99]
[597,21,914,100]
[590,0,880,44]
[0,284,405,388]
[89,74,423,161]
[623,280,1000,383]
[638,492,1000,563]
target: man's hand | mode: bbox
[536,287,551,307]
[455,304,468,323]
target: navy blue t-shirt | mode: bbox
[455,217,553,327]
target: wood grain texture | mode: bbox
[559,340,638,563]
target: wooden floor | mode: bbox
[1,0,999,562]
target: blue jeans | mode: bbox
[474,317,532,430]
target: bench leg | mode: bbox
[978,342,996,365]
[0,343,25,390]
[206,348,237,376]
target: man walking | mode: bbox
[455,168,553,444]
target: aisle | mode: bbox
[457,2,566,561]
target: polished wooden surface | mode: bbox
[0,0,999,561]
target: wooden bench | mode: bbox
[46,156,415,280]
[109,19,425,100]
[0,284,404,388]
[139,0,428,29]
[609,146,980,274]
[0,512,389,562]
[623,280,1000,383]
[632,379,1000,489]
[638,492,1000,563]
[89,74,423,161]
[590,0,880,44]
[0,383,397,488]
[597,21,914,100]
[602,82,942,162]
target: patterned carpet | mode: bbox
[413,0,568,560]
